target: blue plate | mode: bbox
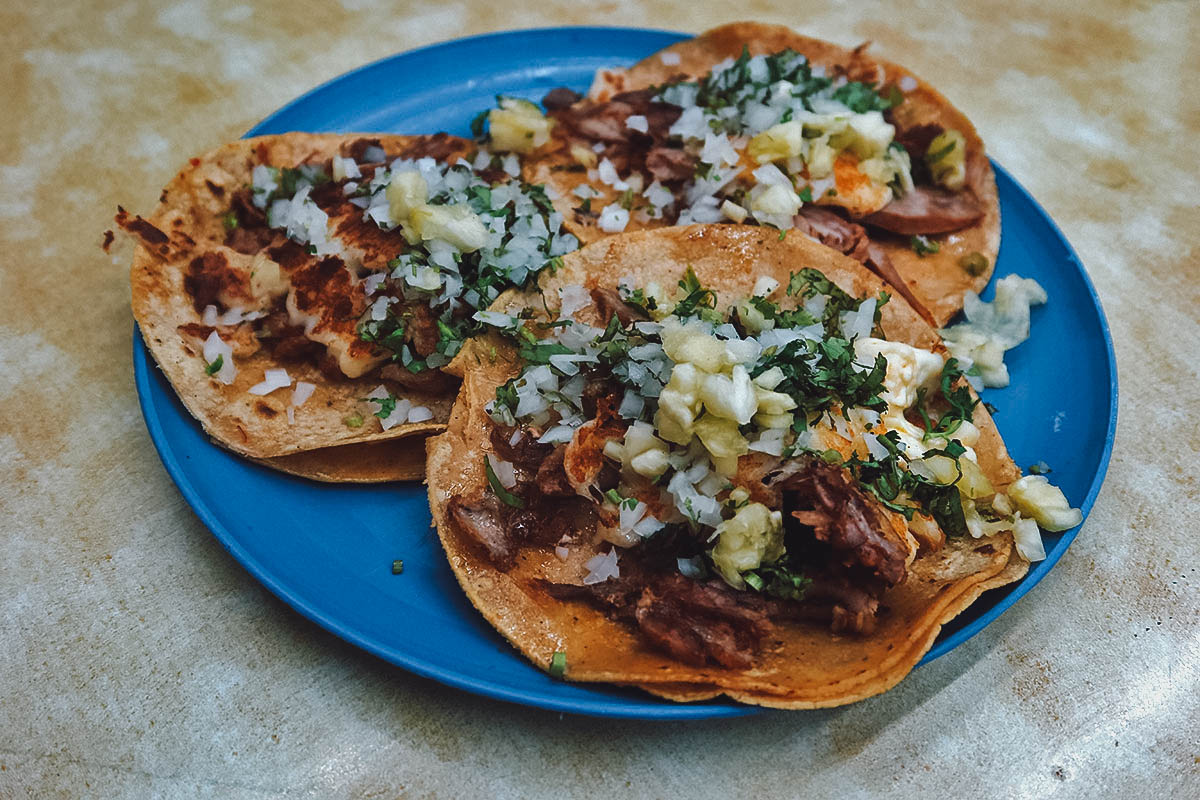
[133,27,1117,719]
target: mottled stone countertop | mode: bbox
[2,1,1197,797]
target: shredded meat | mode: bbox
[406,303,441,357]
[803,574,882,634]
[229,190,268,229]
[778,458,909,587]
[864,185,985,235]
[552,89,682,145]
[343,137,385,163]
[589,287,648,326]
[507,497,576,547]
[534,445,574,496]
[545,571,775,668]
[489,424,551,470]
[894,123,944,163]
[645,146,697,182]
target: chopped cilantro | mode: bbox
[831,81,900,114]
[391,559,404,575]
[745,563,811,601]
[221,212,238,232]
[797,186,813,203]
[548,650,567,678]
[672,266,720,321]
[204,354,223,376]
[367,393,397,419]
[910,235,940,256]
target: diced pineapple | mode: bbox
[408,204,488,252]
[386,170,428,225]
[710,501,784,589]
[1009,475,1083,532]
[489,97,553,154]
[926,129,967,190]
[748,121,804,163]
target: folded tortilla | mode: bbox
[125,133,478,482]
[524,22,999,327]
[426,224,1026,708]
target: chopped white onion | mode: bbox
[583,548,620,584]
[407,405,434,423]
[248,368,291,396]
[201,331,236,385]
[559,284,591,318]
[597,204,630,233]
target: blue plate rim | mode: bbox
[133,25,1118,719]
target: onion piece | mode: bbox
[248,368,291,396]
[583,548,620,584]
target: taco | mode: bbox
[490,22,997,327]
[123,132,579,481]
[426,224,1080,707]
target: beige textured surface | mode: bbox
[1,1,1197,797]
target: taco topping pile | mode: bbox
[452,268,1077,667]
[122,136,578,437]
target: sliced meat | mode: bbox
[635,575,774,668]
[553,91,682,145]
[589,287,648,326]
[793,206,871,263]
[863,186,985,235]
[793,208,935,324]
[542,87,582,111]
[645,146,696,182]
[448,495,515,569]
